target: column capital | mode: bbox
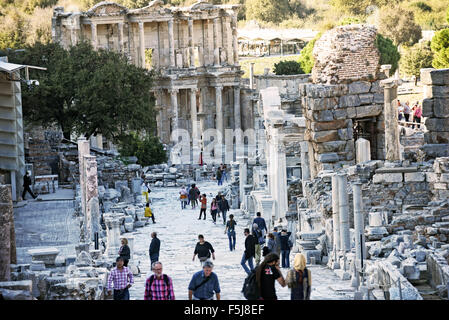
[169,88,179,94]
[190,87,199,93]
[214,85,223,91]
[139,21,144,28]
[91,21,97,27]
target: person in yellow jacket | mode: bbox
[145,202,155,224]
[286,253,311,300]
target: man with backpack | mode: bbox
[241,228,256,275]
[188,260,221,300]
[144,261,175,300]
[252,223,264,265]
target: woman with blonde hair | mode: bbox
[118,238,131,267]
[286,253,311,300]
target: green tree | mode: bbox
[329,0,392,15]
[378,6,422,46]
[431,28,449,69]
[297,32,321,74]
[375,33,401,74]
[8,41,157,141]
[245,0,290,23]
[273,60,304,75]
[399,41,433,81]
[118,132,167,166]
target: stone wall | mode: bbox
[300,80,385,177]
[0,184,16,281]
[421,68,449,145]
[312,25,380,84]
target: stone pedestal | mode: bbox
[356,138,371,164]
[366,210,388,240]
[104,214,125,257]
[27,247,60,267]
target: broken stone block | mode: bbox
[124,222,134,232]
[75,251,93,267]
[0,280,32,293]
[0,288,35,300]
[30,261,46,271]
[27,248,60,266]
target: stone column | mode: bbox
[139,22,145,68]
[104,216,123,257]
[0,185,14,281]
[381,79,401,161]
[213,18,220,66]
[231,14,239,66]
[84,155,100,242]
[168,19,175,67]
[215,85,223,140]
[234,86,241,141]
[238,157,247,206]
[118,22,124,54]
[273,131,288,221]
[170,89,179,136]
[188,18,195,67]
[337,173,350,252]
[77,137,90,243]
[331,174,341,253]
[249,63,255,90]
[353,182,366,269]
[190,88,199,148]
[91,22,97,50]
[300,141,310,181]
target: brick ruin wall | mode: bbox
[312,24,380,85]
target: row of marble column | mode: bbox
[82,15,239,69]
[157,85,241,143]
[331,173,366,269]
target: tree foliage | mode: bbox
[378,6,422,46]
[273,60,304,75]
[431,28,449,69]
[399,41,433,77]
[245,0,290,23]
[375,33,401,75]
[118,132,167,166]
[297,32,321,74]
[8,41,157,141]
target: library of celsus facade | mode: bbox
[52,1,253,160]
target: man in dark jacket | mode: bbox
[253,212,268,237]
[279,229,292,268]
[218,195,230,225]
[149,232,160,265]
[192,235,215,266]
[241,228,256,275]
[22,171,37,200]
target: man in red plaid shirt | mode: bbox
[144,261,175,300]
[107,257,134,300]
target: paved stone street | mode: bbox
[128,180,354,300]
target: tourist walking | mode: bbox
[188,260,221,300]
[241,228,256,275]
[222,164,229,182]
[192,234,215,265]
[216,167,223,186]
[198,194,207,220]
[397,100,404,121]
[189,184,199,209]
[272,227,282,256]
[280,229,292,268]
[224,214,237,251]
[253,212,268,238]
[252,223,264,265]
[179,186,188,209]
[145,202,155,224]
[413,103,422,129]
[404,101,411,124]
[267,233,276,254]
[149,232,160,265]
[118,238,131,267]
[255,253,286,300]
[286,253,311,300]
[144,261,175,300]
[142,181,151,203]
[107,257,134,300]
[218,195,230,225]
[22,171,37,200]
[210,198,218,224]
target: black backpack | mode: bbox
[148,274,170,287]
[241,269,260,300]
